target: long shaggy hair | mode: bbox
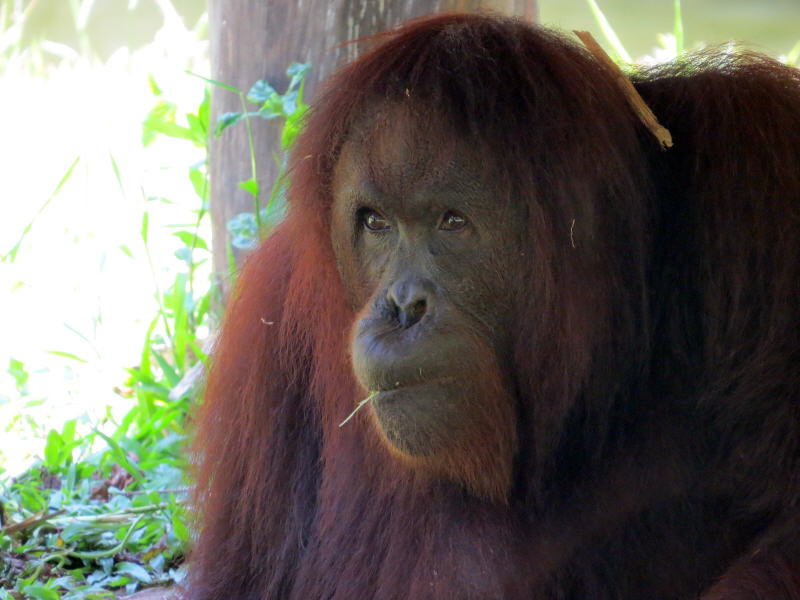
[189,13,800,600]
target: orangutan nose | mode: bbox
[387,278,432,329]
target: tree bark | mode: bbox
[209,0,538,291]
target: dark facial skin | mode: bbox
[331,108,526,500]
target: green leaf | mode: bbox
[135,315,158,381]
[169,274,190,371]
[44,429,65,470]
[142,100,177,147]
[171,509,190,543]
[173,230,208,250]
[188,338,208,365]
[257,105,283,120]
[65,461,77,491]
[281,105,308,150]
[46,350,88,363]
[114,405,138,441]
[61,418,77,446]
[186,71,242,93]
[147,73,162,96]
[21,586,60,600]
[110,153,125,197]
[94,429,145,486]
[215,111,244,136]
[186,113,208,147]
[194,289,213,330]
[175,247,192,263]
[188,166,208,203]
[238,178,259,198]
[153,352,180,387]
[140,212,149,245]
[287,63,311,106]
[247,79,277,104]
[127,371,171,397]
[228,212,258,250]
[8,357,29,390]
[115,562,152,584]
[286,62,311,78]
[19,487,46,512]
[142,97,200,143]
[61,520,94,543]
[281,90,297,115]
[197,88,211,132]
[146,120,195,142]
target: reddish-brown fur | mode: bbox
[189,13,800,599]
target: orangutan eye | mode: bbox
[362,209,391,232]
[439,211,468,232]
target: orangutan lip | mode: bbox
[375,376,456,393]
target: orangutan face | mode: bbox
[331,107,526,500]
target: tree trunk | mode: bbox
[209,0,538,292]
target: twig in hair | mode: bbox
[574,31,674,149]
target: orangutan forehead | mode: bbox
[336,102,495,199]
[333,135,491,211]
